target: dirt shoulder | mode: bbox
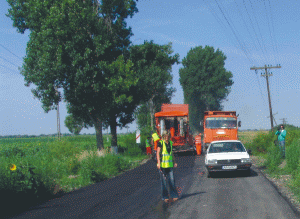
[251,156,300,216]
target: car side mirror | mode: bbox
[247,149,252,155]
[238,121,241,127]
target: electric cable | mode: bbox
[0,44,23,60]
[242,0,268,65]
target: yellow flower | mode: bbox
[10,164,17,171]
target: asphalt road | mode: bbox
[8,153,300,219]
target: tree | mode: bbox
[7,0,139,150]
[130,41,179,131]
[179,45,233,133]
[64,114,84,135]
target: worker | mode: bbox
[152,131,161,151]
[156,131,179,203]
[145,136,152,156]
[275,124,287,158]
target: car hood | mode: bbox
[206,152,250,160]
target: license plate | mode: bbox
[222,165,237,170]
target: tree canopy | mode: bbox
[64,114,85,135]
[130,41,179,132]
[7,0,139,150]
[179,45,233,133]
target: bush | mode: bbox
[126,145,143,157]
[265,145,283,173]
[286,139,300,174]
[249,131,275,154]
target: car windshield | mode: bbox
[208,142,246,153]
[205,117,237,129]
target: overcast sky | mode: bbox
[1,0,300,136]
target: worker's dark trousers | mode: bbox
[159,167,179,200]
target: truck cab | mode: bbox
[202,111,241,150]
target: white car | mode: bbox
[205,140,252,177]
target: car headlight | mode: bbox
[207,159,217,164]
[241,158,251,163]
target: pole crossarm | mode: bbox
[250,65,281,70]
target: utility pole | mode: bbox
[55,87,61,140]
[250,64,281,130]
[279,118,287,125]
[267,112,278,127]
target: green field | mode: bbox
[0,133,149,216]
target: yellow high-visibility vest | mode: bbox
[152,133,160,142]
[145,139,151,148]
[160,140,173,168]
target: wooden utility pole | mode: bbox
[250,64,281,130]
[267,112,278,127]
[55,87,61,140]
[279,118,287,125]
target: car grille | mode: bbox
[217,159,241,164]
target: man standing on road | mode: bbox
[156,131,179,203]
[275,124,287,158]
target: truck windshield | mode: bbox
[205,117,237,129]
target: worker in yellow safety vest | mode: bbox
[145,136,152,156]
[156,131,179,203]
[152,131,160,151]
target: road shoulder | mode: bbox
[251,156,300,217]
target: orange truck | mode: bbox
[154,104,202,155]
[201,111,241,150]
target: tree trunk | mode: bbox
[92,116,104,151]
[149,96,155,131]
[110,116,118,147]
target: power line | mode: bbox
[243,0,268,64]
[213,0,254,64]
[267,0,280,63]
[0,44,23,60]
[234,1,260,54]
[0,56,20,68]
[0,64,19,74]
[263,0,277,64]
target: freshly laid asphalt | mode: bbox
[7,153,300,219]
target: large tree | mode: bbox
[7,0,139,150]
[179,45,233,133]
[130,41,179,131]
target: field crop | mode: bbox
[0,134,148,217]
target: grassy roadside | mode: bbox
[239,128,300,213]
[0,133,150,218]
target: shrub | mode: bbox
[286,139,300,174]
[265,145,283,173]
[249,131,275,154]
[126,145,143,157]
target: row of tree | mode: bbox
[7,0,178,150]
[7,0,233,148]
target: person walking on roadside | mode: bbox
[145,136,152,156]
[275,124,287,158]
[156,131,179,203]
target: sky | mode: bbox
[1,0,300,136]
